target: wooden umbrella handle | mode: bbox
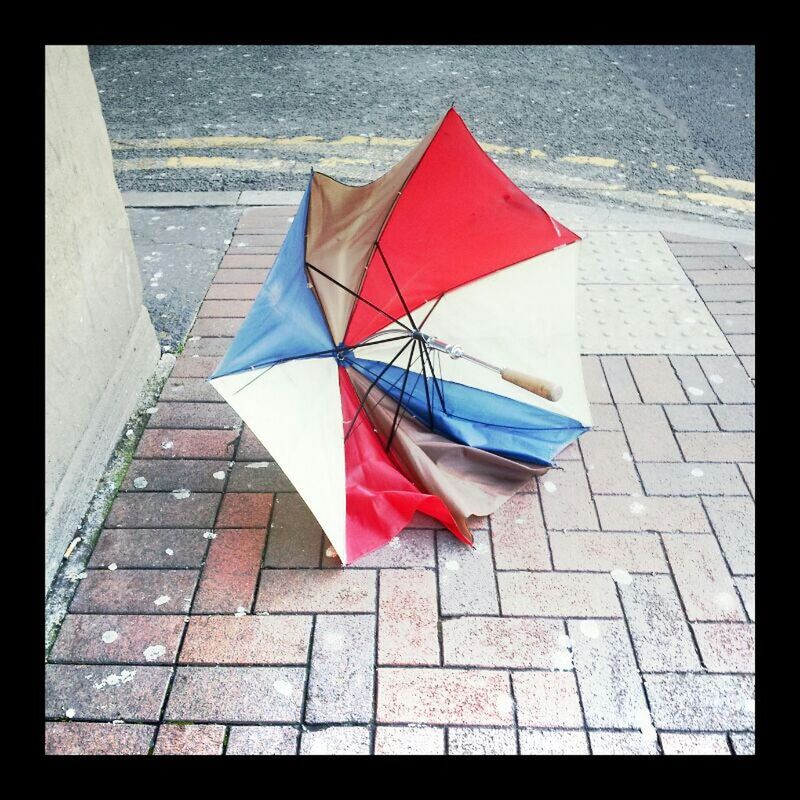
[501,368,563,402]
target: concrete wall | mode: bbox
[45,46,160,589]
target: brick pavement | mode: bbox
[45,206,755,755]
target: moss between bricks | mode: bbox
[44,353,177,656]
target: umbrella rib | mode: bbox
[343,339,414,442]
[418,342,435,429]
[385,338,417,453]
[375,243,417,330]
[305,262,413,334]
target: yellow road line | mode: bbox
[697,174,755,195]
[560,155,619,168]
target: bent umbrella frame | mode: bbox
[210,108,592,564]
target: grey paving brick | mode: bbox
[225,725,299,755]
[638,462,747,496]
[662,534,745,621]
[660,732,731,755]
[339,529,435,568]
[490,492,550,570]
[500,572,621,617]
[644,673,754,731]
[735,576,755,621]
[703,497,754,575]
[670,242,739,257]
[539,460,599,530]
[618,405,683,462]
[716,315,755,335]
[264,493,324,568]
[519,729,589,754]
[595,495,710,533]
[697,356,754,403]
[550,531,667,573]
[580,431,641,494]
[739,463,755,498]
[589,404,622,431]
[443,616,565,669]
[711,405,755,431]
[512,671,584,727]
[628,356,687,404]
[705,301,755,315]
[374,726,445,755]
[581,356,612,403]
[436,530,499,615]
[165,666,305,722]
[306,615,376,724]
[447,727,517,755]
[300,726,371,755]
[727,334,755,356]
[663,405,718,432]
[379,569,439,666]
[670,356,717,403]
[568,619,650,729]
[730,732,756,755]
[692,622,755,673]
[601,356,640,403]
[697,285,754,302]
[619,575,701,671]
[589,731,659,754]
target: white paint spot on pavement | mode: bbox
[245,462,271,469]
[445,560,460,572]
[611,569,633,586]
[133,476,148,489]
[101,631,118,644]
[154,595,170,606]
[161,440,174,450]
[687,386,704,397]
[172,489,191,499]
[714,592,737,611]
[579,620,601,639]
[165,548,174,556]
[272,680,294,697]
[622,452,632,462]
[543,481,557,493]
[94,669,136,690]
[691,468,705,477]
[203,531,217,539]
[213,471,226,480]
[495,694,515,715]
[708,373,724,384]
[234,607,247,617]
[65,709,76,719]
[107,563,117,571]
[325,546,336,558]
[155,293,167,300]
[143,645,166,662]
[629,502,645,515]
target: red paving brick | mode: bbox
[70,570,199,614]
[105,492,220,528]
[216,493,273,528]
[89,529,209,568]
[49,614,185,664]
[136,429,238,459]
[154,724,226,755]
[45,722,155,755]
[192,529,268,613]
[180,615,312,664]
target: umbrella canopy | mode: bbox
[210,108,591,564]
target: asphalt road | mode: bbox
[90,45,754,225]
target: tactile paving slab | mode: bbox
[577,284,733,355]
[570,231,732,355]
[577,231,690,285]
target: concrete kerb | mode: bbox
[122,190,754,249]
